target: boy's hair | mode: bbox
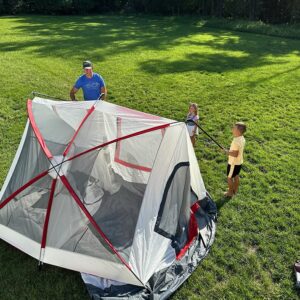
[235,122,247,134]
[189,102,198,115]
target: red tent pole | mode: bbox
[63,106,95,157]
[0,171,48,209]
[27,99,53,159]
[65,123,172,163]
[40,179,57,249]
[60,175,131,268]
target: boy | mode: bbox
[224,122,246,197]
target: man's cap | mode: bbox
[83,60,93,69]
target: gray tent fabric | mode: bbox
[83,195,217,300]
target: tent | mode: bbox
[0,96,217,299]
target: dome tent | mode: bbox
[0,96,217,299]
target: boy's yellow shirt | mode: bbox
[228,136,245,165]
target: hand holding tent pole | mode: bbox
[98,92,105,100]
[187,120,248,172]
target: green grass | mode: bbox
[0,14,299,300]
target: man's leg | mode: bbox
[233,175,240,194]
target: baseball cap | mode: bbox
[83,60,93,69]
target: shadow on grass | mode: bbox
[139,53,289,75]
[0,15,299,78]
[138,30,300,79]
[215,195,232,211]
[0,15,192,59]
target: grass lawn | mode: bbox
[0,14,299,299]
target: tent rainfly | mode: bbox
[0,97,217,299]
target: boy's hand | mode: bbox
[222,148,229,155]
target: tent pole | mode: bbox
[31,91,68,101]
[185,120,248,171]
[38,179,57,266]
[186,120,225,150]
[60,175,146,288]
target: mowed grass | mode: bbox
[0,15,299,299]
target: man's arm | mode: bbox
[70,87,79,101]
[100,86,107,100]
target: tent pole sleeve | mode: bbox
[63,106,95,156]
[40,179,57,249]
[27,99,53,158]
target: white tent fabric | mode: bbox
[0,96,209,290]
[129,124,189,283]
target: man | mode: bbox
[70,60,107,101]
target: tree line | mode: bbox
[1,0,299,24]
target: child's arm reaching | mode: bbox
[224,149,239,157]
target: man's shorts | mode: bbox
[227,164,242,178]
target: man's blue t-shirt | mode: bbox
[74,73,105,100]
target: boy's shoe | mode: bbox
[295,261,300,289]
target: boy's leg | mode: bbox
[225,164,234,197]
[233,175,240,194]
[226,177,234,197]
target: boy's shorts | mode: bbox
[227,164,242,178]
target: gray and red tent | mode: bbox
[0,96,216,299]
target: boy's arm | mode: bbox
[224,149,239,157]
[224,140,239,157]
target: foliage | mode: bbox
[0,0,300,24]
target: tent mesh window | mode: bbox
[154,162,191,251]
[45,180,123,264]
[0,175,52,243]
[0,125,50,203]
[64,149,147,261]
[114,117,165,173]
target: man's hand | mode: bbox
[100,87,107,100]
[70,87,78,101]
